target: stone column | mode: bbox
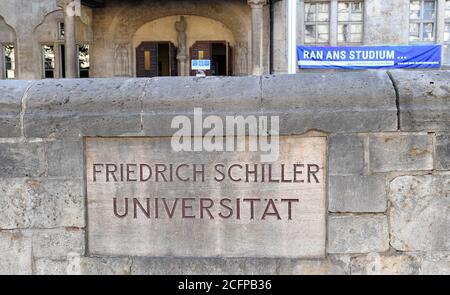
[330,0,338,46]
[248,0,268,75]
[175,16,188,76]
[436,0,446,42]
[297,0,305,45]
[59,0,80,78]
[0,46,4,79]
[436,0,446,66]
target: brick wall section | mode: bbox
[0,71,449,275]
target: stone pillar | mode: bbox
[297,0,305,45]
[59,0,80,78]
[248,0,268,75]
[0,46,4,79]
[175,16,188,76]
[436,0,446,41]
[330,0,338,46]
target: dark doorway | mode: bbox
[59,44,66,78]
[211,43,227,76]
[157,43,170,76]
[190,41,233,76]
[136,41,177,77]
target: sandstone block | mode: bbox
[0,142,46,177]
[389,175,450,251]
[23,79,144,138]
[262,72,397,133]
[328,215,389,254]
[0,231,32,275]
[32,228,85,259]
[436,133,450,170]
[369,133,433,172]
[328,134,365,175]
[420,252,450,275]
[329,175,387,213]
[351,252,421,275]
[0,178,84,229]
[46,140,84,178]
[389,71,450,132]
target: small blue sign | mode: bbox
[297,45,442,69]
[192,59,211,70]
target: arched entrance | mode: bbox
[132,15,236,77]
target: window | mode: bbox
[338,1,364,44]
[409,0,437,42]
[2,44,16,79]
[302,1,364,46]
[43,45,55,78]
[444,0,450,65]
[58,22,65,39]
[304,2,330,44]
[78,44,90,78]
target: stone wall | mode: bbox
[0,70,449,275]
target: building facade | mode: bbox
[0,0,449,80]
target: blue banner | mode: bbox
[297,45,441,69]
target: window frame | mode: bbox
[337,1,364,45]
[304,1,331,45]
[77,43,90,78]
[58,21,65,40]
[41,44,57,79]
[409,0,438,43]
[1,43,17,80]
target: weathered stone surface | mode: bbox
[35,256,128,275]
[329,175,387,213]
[421,252,450,275]
[34,258,67,275]
[369,133,433,172]
[45,140,84,178]
[0,80,32,138]
[142,76,262,136]
[0,179,26,228]
[351,252,421,275]
[0,231,32,275]
[131,258,279,275]
[86,136,326,258]
[262,72,397,133]
[131,257,350,275]
[65,255,132,275]
[23,79,145,138]
[329,134,365,175]
[0,142,46,177]
[277,258,349,275]
[389,71,450,132]
[79,257,132,275]
[389,175,450,251]
[328,215,389,254]
[0,178,84,229]
[436,133,450,170]
[32,229,85,259]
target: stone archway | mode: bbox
[131,15,237,77]
[91,0,251,77]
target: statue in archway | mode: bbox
[114,43,130,76]
[237,42,248,75]
[175,16,188,76]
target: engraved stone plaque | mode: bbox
[86,136,326,258]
